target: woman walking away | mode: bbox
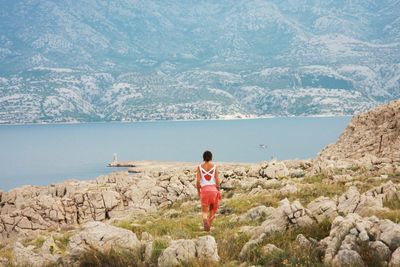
[196,150,221,232]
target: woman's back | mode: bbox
[199,163,217,187]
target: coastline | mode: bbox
[0,160,289,193]
[0,113,352,127]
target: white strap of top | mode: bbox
[199,164,216,175]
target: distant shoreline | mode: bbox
[0,114,352,127]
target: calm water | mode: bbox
[0,117,350,191]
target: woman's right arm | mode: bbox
[196,166,201,196]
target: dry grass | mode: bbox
[53,231,73,253]
[22,235,46,249]
[117,214,203,239]
[241,220,331,266]
[221,193,281,214]
[0,247,13,262]
[211,217,252,263]
[78,248,144,267]
[149,239,169,266]
[286,182,346,205]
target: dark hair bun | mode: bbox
[203,150,213,162]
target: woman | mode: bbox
[196,150,221,232]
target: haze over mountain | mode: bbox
[1,0,399,123]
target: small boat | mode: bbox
[259,144,268,149]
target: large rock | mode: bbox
[331,249,364,267]
[390,247,400,267]
[13,242,59,267]
[68,221,141,257]
[259,161,289,179]
[0,168,200,241]
[158,235,219,267]
[241,198,314,257]
[321,213,400,267]
[238,205,274,222]
[307,196,338,222]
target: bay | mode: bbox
[0,116,350,190]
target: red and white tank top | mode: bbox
[199,164,217,187]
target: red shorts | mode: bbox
[200,185,220,212]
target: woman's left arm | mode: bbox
[215,165,220,190]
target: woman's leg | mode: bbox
[208,204,217,226]
[202,205,209,221]
[201,203,210,231]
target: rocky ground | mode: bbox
[0,100,399,267]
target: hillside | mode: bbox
[1,0,400,123]
[319,99,400,160]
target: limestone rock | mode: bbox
[331,249,364,267]
[307,196,338,222]
[195,236,219,262]
[13,242,59,267]
[296,234,313,249]
[242,198,314,257]
[158,235,218,267]
[337,186,361,214]
[316,100,400,172]
[279,183,298,195]
[390,247,400,267]
[261,244,283,256]
[322,213,400,267]
[0,167,203,241]
[68,221,141,257]
[238,205,273,222]
[0,257,8,267]
[259,161,289,179]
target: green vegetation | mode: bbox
[240,220,331,267]
[222,193,280,214]
[150,239,169,266]
[287,182,346,205]
[22,235,46,249]
[78,248,144,267]
[53,232,74,253]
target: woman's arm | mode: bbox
[196,166,201,196]
[215,165,220,190]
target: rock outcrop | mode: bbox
[67,221,141,258]
[320,99,400,160]
[0,170,198,240]
[315,99,400,173]
[240,198,315,258]
[321,213,400,267]
[158,235,219,267]
[307,181,400,222]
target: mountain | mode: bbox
[0,0,399,123]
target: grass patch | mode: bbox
[78,248,144,267]
[53,232,73,253]
[212,217,252,263]
[286,182,346,205]
[222,193,280,214]
[384,197,400,210]
[180,259,220,267]
[389,172,400,182]
[150,239,169,266]
[364,209,400,223]
[118,215,203,240]
[241,219,331,266]
[301,174,327,184]
[22,236,46,249]
[0,247,13,261]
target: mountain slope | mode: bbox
[0,0,399,123]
